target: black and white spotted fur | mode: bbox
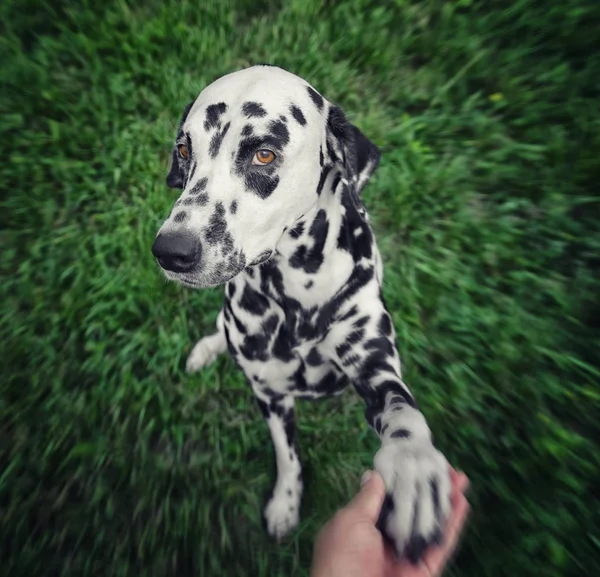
[152,65,451,562]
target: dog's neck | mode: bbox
[238,171,373,305]
[275,168,352,262]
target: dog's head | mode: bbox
[152,65,380,288]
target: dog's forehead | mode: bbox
[187,66,324,126]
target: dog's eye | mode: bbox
[178,144,189,160]
[252,149,276,165]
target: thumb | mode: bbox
[345,470,386,523]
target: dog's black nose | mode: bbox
[151,232,201,273]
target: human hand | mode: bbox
[310,466,470,577]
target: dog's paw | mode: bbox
[264,486,301,541]
[186,335,222,373]
[374,442,451,563]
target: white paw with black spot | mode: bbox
[264,488,300,541]
[374,442,451,563]
[186,337,220,373]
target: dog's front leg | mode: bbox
[255,392,303,541]
[186,309,227,373]
[332,306,452,562]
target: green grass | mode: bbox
[1,0,599,575]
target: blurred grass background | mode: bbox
[1,0,599,575]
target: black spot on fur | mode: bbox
[290,105,306,126]
[183,197,194,206]
[319,146,324,167]
[337,188,373,261]
[257,398,270,419]
[204,202,227,245]
[195,193,209,206]
[289,221,305,239]
[359,354,397,390]
[268,120,289,148]
[239,333,270,361]
[187,159,197,187]
[239,283,270,316]
[229,200,238,214]
[326,138,338,163]
[390,428,411,439]
[305,280,314,289]
[261,386,280,398]
[331,171,342,193]
[342,353,361,367]
[242,102,267,118]
[339,305,359,322]
[306,347,323,366]
[346,329,365,345]
[204,102,227,131]
[363,378,417,430]
[241,124,253,136]
[209,121,230,158]
[245,172,280,199]
[307,86,324,111]
[376,493,396,545]
[353,315,370,329]
[379,313,392,336]
[364,337,395,356]
[314,371,347,394]
[289,210,329,274]
[233,314,247,334]
[336,342,351,358]
[316,166,331,196]
[222,231,234,253]
[173,211,187,223]
[283,407,297,451]
[390,394,408,405]
[279,115,287,123]
[315,266,374,335]
[227,283,236,297]
[189,177,208,195]
[262,313,279,336]
[272,322,295,362]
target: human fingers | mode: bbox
[343,470,387,524]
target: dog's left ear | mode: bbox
[327,105,381,196]
[166,101,194,189]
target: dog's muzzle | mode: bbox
[151,231,201,273]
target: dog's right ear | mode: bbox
[326,105,381,198]
[166,101,194,189]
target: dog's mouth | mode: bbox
[161,251,248,289]
[172,274,203,289]
[248,250,273,266]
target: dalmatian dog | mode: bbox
[151,65,451,562]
